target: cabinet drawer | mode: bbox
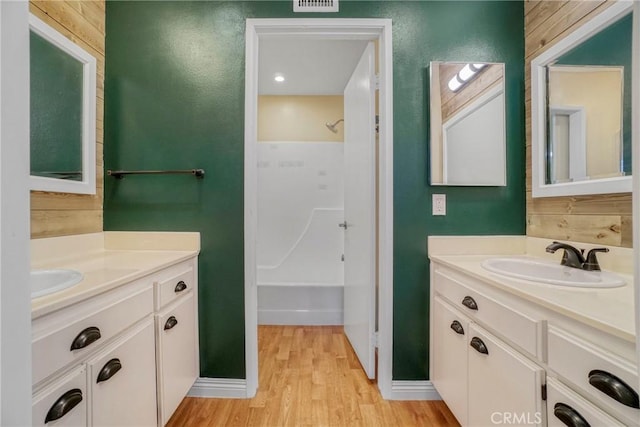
[156,265,194,310]
[33,366,87,427]
[434,269,542,358]
[547,377,625,427]
[156,291,197,426]
[33,283,153,386]
[547,325,639,425]
[88,317,157,427]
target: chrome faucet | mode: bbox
[545,241,585,269]
[545,241,609,271]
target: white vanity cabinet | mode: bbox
[431,272,545,427]
[430,261,639,427]
[153,261,198,426]
[32,277,156,426]
[32,255,199,427]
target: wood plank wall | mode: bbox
[29,0,105,238]
[439,63,504,123]
[525,0,632,247]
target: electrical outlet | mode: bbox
[433,194,446,216]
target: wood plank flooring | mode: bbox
[167,325,460,426]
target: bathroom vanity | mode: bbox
[30,232,200,427]
[429,236,638,427]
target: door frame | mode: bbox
[244,18,394,399]
[0,1,32,424]
[632,1,640,390]
[548,105,587,183]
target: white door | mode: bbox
[343,42,376,379]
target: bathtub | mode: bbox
[257,207,344,325]
[257,283,343,325]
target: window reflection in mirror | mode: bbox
[429,61,506,186]
[545,13,632,185]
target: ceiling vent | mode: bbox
[293,0,339,13]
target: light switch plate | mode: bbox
[432,194,446,216]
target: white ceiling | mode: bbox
[258,39,368,95]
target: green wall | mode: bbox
[104,1,525,381]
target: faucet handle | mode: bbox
[583,248,609,271]
[546,241,585,269]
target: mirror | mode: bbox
[531,2,632,197]
[29,14,96,195]
[429,61,506,186]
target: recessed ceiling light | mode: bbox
[274,74,285,83]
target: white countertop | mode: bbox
[31,232,200,319]
[428,236,636,343]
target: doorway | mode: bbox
[244,18,394,399]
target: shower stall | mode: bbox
[257,141,344,325]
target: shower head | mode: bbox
[325,119,344,133]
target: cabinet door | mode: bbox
[468,324,545,427]
[431,296,469,426]
[88,318,157,427]
[33,366,87,427]
[547,377,624,427]
[156,291,197,426]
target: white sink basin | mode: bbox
[31,269,83,298]
[481,257,625,288]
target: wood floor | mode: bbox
[167,325,459,426]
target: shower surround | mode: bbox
[257,141,344,325]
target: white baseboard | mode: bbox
[388,380,441,400]
[188,378,248,399]
[188,378,439,401]
[258,309,343,325]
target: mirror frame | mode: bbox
[29,14,96,195]
[531,1,633,198]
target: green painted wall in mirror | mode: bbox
[104,1,525,380]
[30,31,83,180]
